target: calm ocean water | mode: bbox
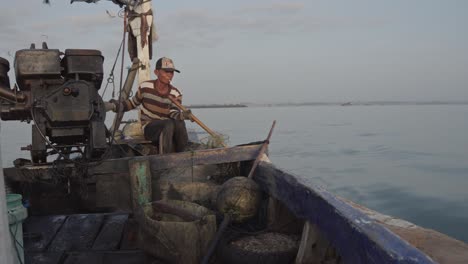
[1,105,468,242]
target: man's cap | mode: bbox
[155,57,180,73]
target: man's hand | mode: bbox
[104,99,121,113]
[181,109,194,121]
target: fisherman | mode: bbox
[106,57,192,153]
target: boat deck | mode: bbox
[24,212,150,264]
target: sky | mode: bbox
[0,0,467,104]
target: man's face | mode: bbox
[155,69,174,84]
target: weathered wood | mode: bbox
[247,120,275,179]
[296,222,317,264]
[23,215,67,252]
[129,159,152,212]
[151,201,201,222]
[266,196,304,234]
[3,163,88,183]
[96,173,132,211]
[92,214,129,251]
[25,252,64,264]
[295,221,331,264]
[90,143,262,174]
[119,219,139,250]
[3,144,262,182]
[62,251,145,264]
[110,59,139,134]
[3,166,53,182]
[48,214,105,252]
[254,161,435,264]
[346,199,468,264]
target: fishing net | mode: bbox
[198,132,229,149]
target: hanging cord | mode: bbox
[30,108,68,162]
[8,213,24,264]
[119,8,127,99]
[101,8,127,99]
[101,38,124,99]
[92,8,130,163]
[108,8,128,148]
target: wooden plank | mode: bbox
[254,162,436,264]
[119,219,139,250]
[346,199,468,264]
[3,167,52,182]
[3,163,75,182]
[25,252,64,264]
[92,214,129,251]
[62,251,146,264]
[129,159,152,211]
[4,144,262,182]
[295,221,318,264]
[96,173,132,211]
[23,215,67,252]
[295,221,332,264]
[48,214,105,252]
[90,143,262,174]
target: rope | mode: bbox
[101,38,124,98]
[109,8,129,148]
[7,212,24,264]
[119,9,128,99]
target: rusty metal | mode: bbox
[0,43,108,163]
[0,86,26,102]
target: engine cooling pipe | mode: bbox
[0,57,25,102]
[0,86,26,103]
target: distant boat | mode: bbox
[341,102,352,106]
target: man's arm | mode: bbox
[122,87,143,112]
[168,93,184,120]
[168,93,193,121]
[106,87,143,113]
[169,86,188,120]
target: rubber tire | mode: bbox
[217,233,298,264]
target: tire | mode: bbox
[217,232,299,264]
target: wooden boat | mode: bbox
[3,135,468,264]
[1,2,467,263]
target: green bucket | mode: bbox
[7,194,28,264]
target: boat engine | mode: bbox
[0,43,108,163]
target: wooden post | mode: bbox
[127,0,154,84]
[129,159,152,213]
[0,123,14,264]
[295,221,320,264]
[295,221,335,264]
[110,59,140,134]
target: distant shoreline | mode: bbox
[186,101,468,108]
[187,104,248,109]
[260,101,468,107]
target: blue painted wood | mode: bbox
[255,162,436,264]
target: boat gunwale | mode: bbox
[254,160,436,264]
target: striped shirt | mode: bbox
[122,80,184,125]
